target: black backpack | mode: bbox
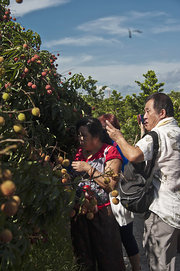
[119,131,159,213]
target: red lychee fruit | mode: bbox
[31,84,37,89]
[5,82,11,89]
[28,82,33,87]
[34,54,40,60]
[31,57,36,62]
[41,72,47,77]
[23,43,28,49]
[47,89,52,95]
[45,85,51,90]
[24,67,29,73]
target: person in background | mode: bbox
[98,114,128,171]
[106,93,180,271]
[71,117,126,271]
[98,114,140,271]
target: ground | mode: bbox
[123,214,180,270]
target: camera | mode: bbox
[137,114,144,124]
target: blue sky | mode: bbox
[9,0,180,96]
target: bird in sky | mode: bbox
[128,28,143,38]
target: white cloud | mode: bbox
[165,18,179,24]
[77,12,168,36]
[44,35,121,47]
[77,16,128,36]
[57,59,180,95]
[56,54,94,72]
[152,24,180,33]
[9,0,70,17]
[128,11,168,20]
[77,11,180,37]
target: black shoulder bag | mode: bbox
[119,131,159,213]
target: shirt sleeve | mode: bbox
[74,148,83,161]
[105,146,122,163]
[135,134,154,161]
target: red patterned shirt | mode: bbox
[74,143,122,205]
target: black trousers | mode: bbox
[71,205,126,271]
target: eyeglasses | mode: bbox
[77,134,89,140]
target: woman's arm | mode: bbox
[71,158,122,192]
[104,158,122,190]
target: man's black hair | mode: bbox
[76,117,104,141]
[146,93,174,117]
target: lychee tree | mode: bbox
[0,0,94,269]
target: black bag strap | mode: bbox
[144,131,159,179]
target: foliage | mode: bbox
[120,70,165,142]
[169,90,180,124]
[0,1,94,270]
[20,213,80,271]
[83,70,179,143]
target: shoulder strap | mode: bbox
[145,131,159,178]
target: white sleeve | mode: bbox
[135,134,154,161]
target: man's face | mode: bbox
[144,99,163,131]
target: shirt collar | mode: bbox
[155,117,175,128]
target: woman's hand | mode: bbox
[72,161,91,173]
[105,120,122,142]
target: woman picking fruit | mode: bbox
[71,117,125,271]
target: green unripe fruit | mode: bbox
[112,197,119,205]
[32,107,40,117]
[104,177,110,184]
[13,124,23,133]
[2,93,10,101]
[17,113,26,122]
[111,190,119,197]
[0,56,4,63]
[0,116,5,126]
[62,159,70,167]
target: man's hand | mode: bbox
[106,120,122,142]
[106,120,144,163]
[72,161,91,173]
[139,122,146,138]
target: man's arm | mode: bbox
[106,120,144,163]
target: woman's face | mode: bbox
[77,126,99,151]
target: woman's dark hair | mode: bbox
[76,117,104,141]
[146,93,174,117]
